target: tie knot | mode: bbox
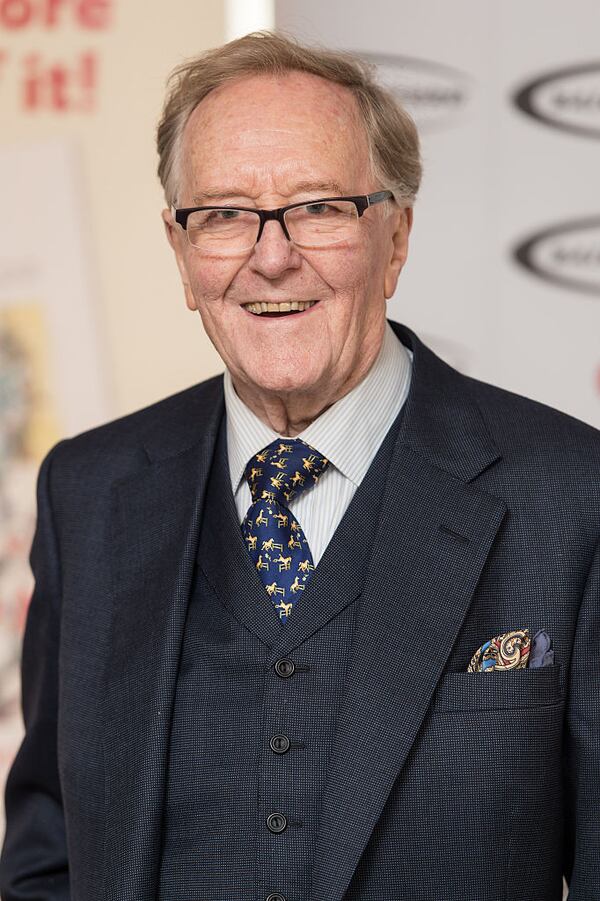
[245,438,329,506]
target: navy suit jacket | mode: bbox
[1,321,599,901]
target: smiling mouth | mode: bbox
[243,300,319,316]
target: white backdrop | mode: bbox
[276,0,600,429]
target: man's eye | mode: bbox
[304,203,332,215]
[213,209,241,220]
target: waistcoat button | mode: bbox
[266,894,287,901]
[266,812,287,833]
[274,658,295,678]
[269,734,291,754]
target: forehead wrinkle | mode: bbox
[190,158,353,200]
[191,180,348,207]
[179,72,373,203]
[185,71,368,158]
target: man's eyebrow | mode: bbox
[191,190,249,204]
[289,181,346,197]
[191,182,347,206]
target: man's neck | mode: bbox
[230,345,384,437]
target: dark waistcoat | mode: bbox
[159,408,404,901]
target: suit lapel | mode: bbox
[309,324,507,901]
[103,379,224,901]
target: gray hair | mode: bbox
[157,30,422,208]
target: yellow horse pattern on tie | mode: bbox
[241,438,329,622]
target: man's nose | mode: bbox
[248,219,302,278]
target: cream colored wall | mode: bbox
[3,0,227,423]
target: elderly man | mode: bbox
[1,31,599,901]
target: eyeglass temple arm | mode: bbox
[367,190,394,207]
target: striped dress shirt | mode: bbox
[224,322,413,564]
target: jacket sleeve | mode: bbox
[0,443,70,900]
[562,536,600,897]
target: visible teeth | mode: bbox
[244,300,317,315]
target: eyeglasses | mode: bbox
[173,190,394,254]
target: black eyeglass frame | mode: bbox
[173,190,394,247]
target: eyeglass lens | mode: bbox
[185,200,360,252]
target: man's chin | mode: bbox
[234,365,329,401]
[251,375,323,397]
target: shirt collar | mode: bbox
[224,321,412,493]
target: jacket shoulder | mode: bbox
[394,320,600,464]
[46,374,224,483]
[463,371,600,464]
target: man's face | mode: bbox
[164,71,411,402]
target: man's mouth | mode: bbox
[243,300,319,317]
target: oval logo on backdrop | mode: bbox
[357,52,472,131]
[513,61,600,139]
[513,217,600,296]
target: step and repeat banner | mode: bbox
[274,8,600,896]
[276,0,600,429]
[0,0,225,825]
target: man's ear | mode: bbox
[384,206,413,300]
[161,208,198,311]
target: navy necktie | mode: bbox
[241,438,329,622]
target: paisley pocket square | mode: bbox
[467,629,554,672]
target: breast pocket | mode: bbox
[431,663,565,712]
